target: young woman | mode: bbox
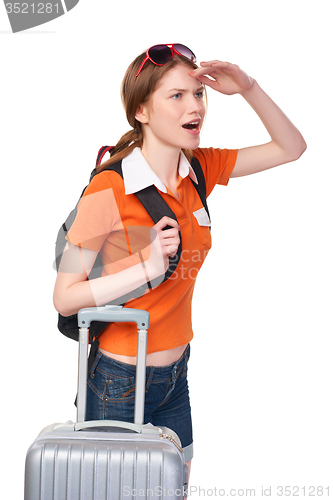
[53,44,306,472]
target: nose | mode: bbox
[188,95,205,115]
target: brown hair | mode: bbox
[97,51,199,172]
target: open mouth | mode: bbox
[182,120,200,131]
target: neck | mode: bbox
[140,141,181,193]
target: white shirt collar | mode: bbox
[122,147,198,195]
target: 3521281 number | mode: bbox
[5,3,60,14]
[276,486,330,496]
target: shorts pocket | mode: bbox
[105,374,135,401]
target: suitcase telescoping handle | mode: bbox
[77,305,150,425]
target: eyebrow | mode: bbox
[168,86,205,93]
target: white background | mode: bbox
[1,0,332,497]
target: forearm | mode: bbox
[54,217,178,317]
[240,80,307,159]
[54,261,154,317]
[230,80,306,177]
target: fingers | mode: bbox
[191,74,221,91]
[189,61,252,95]
[189,61,234,79]
[147,217,181,278]
[201,61,237,71]
[188,61,230,90]
[153,216,180,232]
[151,217,180,259]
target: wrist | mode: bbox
[144,257,166,285]
[239,78,257,98]
[144,259,157,283]
[141,259,153,290]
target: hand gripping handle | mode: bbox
[76,306,150,425]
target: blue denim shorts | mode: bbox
[86,344,193,462]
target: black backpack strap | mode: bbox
[97,160,182,287]
[135,185,182,284]
[191,155,211,223]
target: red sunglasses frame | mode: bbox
[135,44,196,78]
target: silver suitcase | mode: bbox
[24,306,188,499]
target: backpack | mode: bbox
[55,146,210,373]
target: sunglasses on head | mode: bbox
[135,44,196,78]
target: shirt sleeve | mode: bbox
[192,148,238,196]
[66,171,122,252]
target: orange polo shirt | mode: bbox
[66,147,237,355]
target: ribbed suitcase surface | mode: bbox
[25,430,187,500]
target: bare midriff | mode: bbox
[99,343,187,367]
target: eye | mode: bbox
[172,93,182,99]
[195,90,205,99]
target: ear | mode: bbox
[135,104,149,124]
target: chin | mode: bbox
[179,136,200,151]
[187,137,201,150]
